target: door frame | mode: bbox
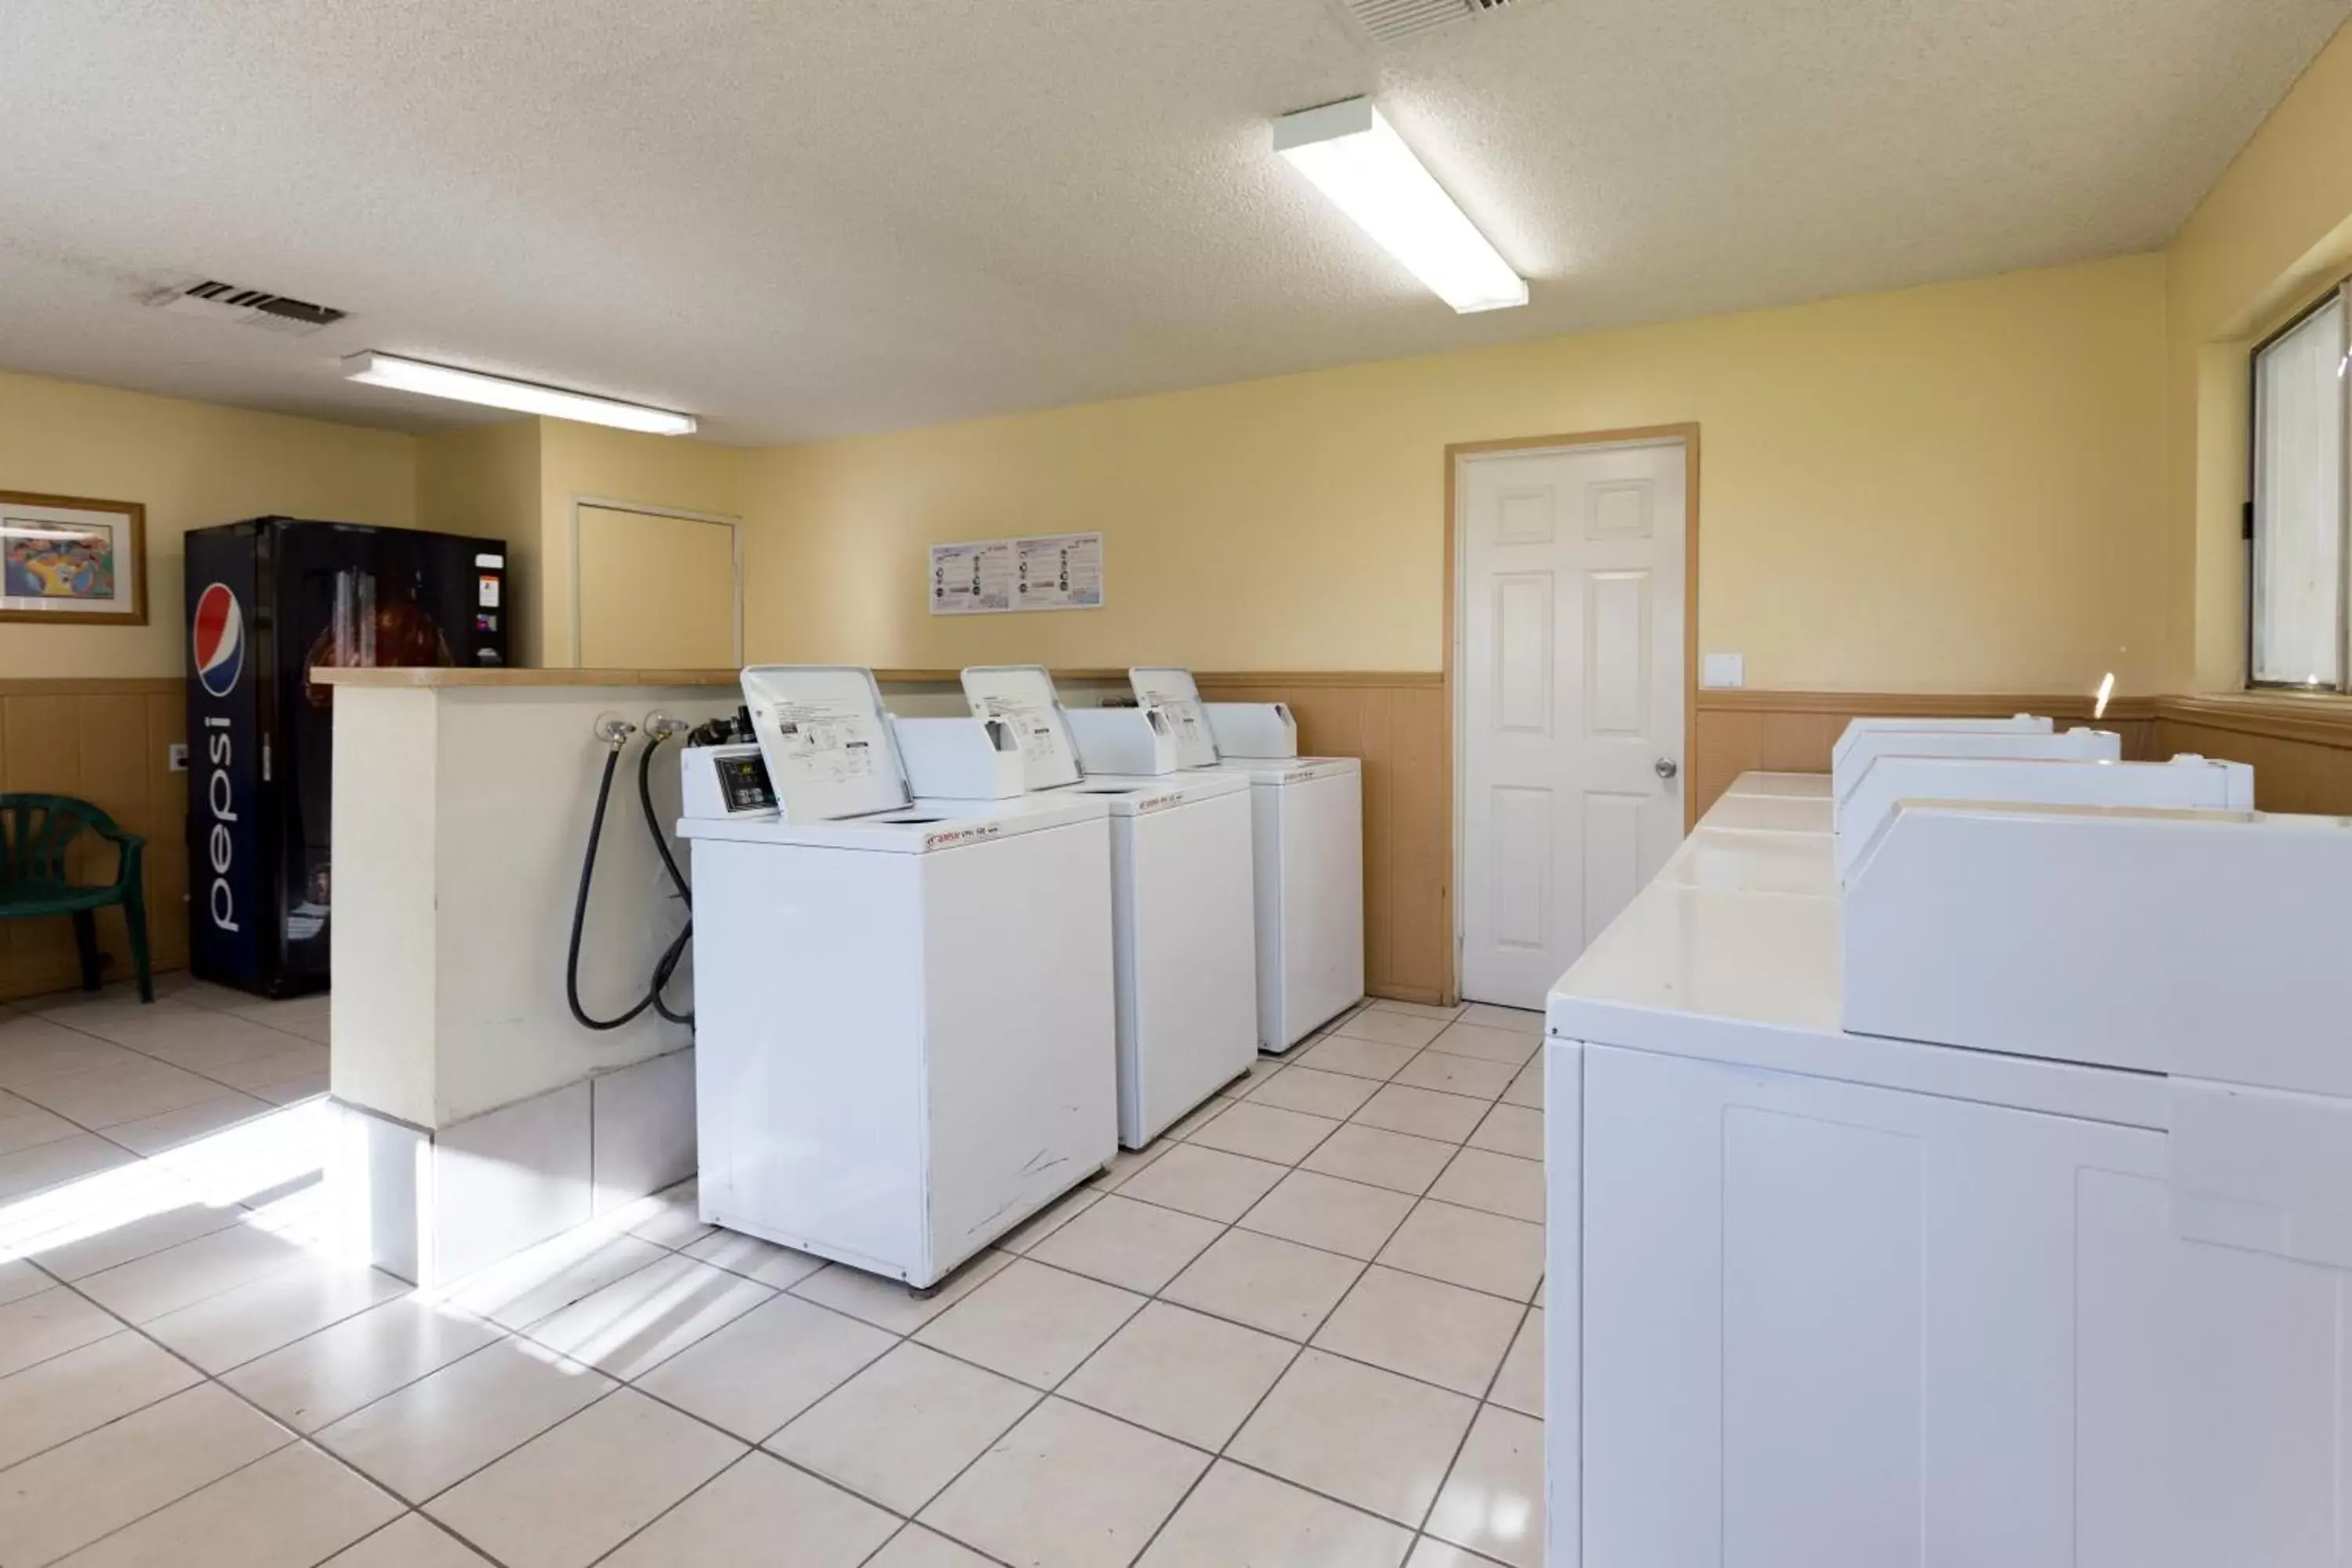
[1443,424,1701,1003]
[568,495,746,669]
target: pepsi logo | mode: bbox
[191,583,244,698]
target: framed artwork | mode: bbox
[0,491,147,626]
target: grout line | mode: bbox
[0,1341,207,1469]
[44,1223,344,1342]
[855,1520,1021,1568]
[708,1176,1512,1558]
[20,1269,418,1568]
[12,1134,1537,1450]
[2,999,325,1158]
[1,1006,1545,1568]
[1118,1118,1431,1564]
[572,1449,756,1568]
[29,1426,322,1565]
[863,1143,1533,1556]
[339,1346,631,1512]
[310,1508,411,1564]
[1402,1266,1543,1563]
[0,1027,844,1568]
[1089,1139,1541,1311]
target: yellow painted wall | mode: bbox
[2165,20,2352,690]
[534,419,746,667]
[0,370,417,678]
[416,417,748,667]
[27,42,2352,704]
[0,373,753,678]
[416,419,542,661]
[746,254,2169,692]
[576,506,739,667]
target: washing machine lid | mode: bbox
[1828,713,2052,772]
[1128,667,1221,769]
[960,665,1083,791]
[1210,757,1359,785]
[681,788,1109,851]
[1830,725,2119,810]
[738,665,913,823]
[1722,771,1831,800]
[1700,792,1833,835]
[1841,798,2352,1095]
[1071,768,1251,815]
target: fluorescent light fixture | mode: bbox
[342,351,696,436]
[2093,672,2114,720]
[1275,96,1526,314]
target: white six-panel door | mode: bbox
[1457,441,1686,1007]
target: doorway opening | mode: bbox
[1448,428,1697,1007]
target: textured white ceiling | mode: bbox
[0,0,2343,444]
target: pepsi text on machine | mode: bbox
[183,542,265,991]
[191,584,244,936]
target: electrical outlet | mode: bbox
[166,742,190,772]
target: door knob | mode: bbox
[1654,757,1679,780]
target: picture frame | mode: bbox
[0,491,148,626]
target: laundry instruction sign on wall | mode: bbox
[929,532,1103,615]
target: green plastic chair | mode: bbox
[0,793,152,1003]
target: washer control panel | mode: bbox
[682,743,782,823]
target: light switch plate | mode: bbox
[1700,652,1745,690]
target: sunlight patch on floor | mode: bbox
[0,1100,334,1265]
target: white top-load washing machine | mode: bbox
[964,666,1258,1148]
[1836,797,2352,1568]
[1826,712,2053,774]
[1123,668,1365,1052]
[1833,751,2252,884]
[680,666,1116,1289]
[1829,720,2119,825]
[1544,724,2352,1568]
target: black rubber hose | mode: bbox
[637,735,695,1025]
[566,733,696,1031]
[639,735,692,913]
[566,743,651,1031]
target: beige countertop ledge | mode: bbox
[312,665,1214,688]
[314,666,1445,689]
[313,666,743,688]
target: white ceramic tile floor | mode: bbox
[917,1396,1209,1568]
[1245,1065,1381,1120]
[1330,1011,1449,1050]
[1058,1301,1294,1451]
[1300,1123,1460,1195]
[1026,1193,1222,1294]
[0,983,1545,1566]
[1425,1021,1541,1067]
[0,1330,203,1471]
[1239,1168,1417,1260]
[1290,1033,1421,1082]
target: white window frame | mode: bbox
[2249,282,2352,692]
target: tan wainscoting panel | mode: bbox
[1693,690,2160,818]
[2,671,1460,1010]
[2154,694,2352,815]
[1,678,189,1001]
[1196,673,1450,1007]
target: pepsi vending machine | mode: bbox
[184,518,509,996]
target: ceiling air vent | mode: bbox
[143,279,348,336]
[1336,0,1526,44]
